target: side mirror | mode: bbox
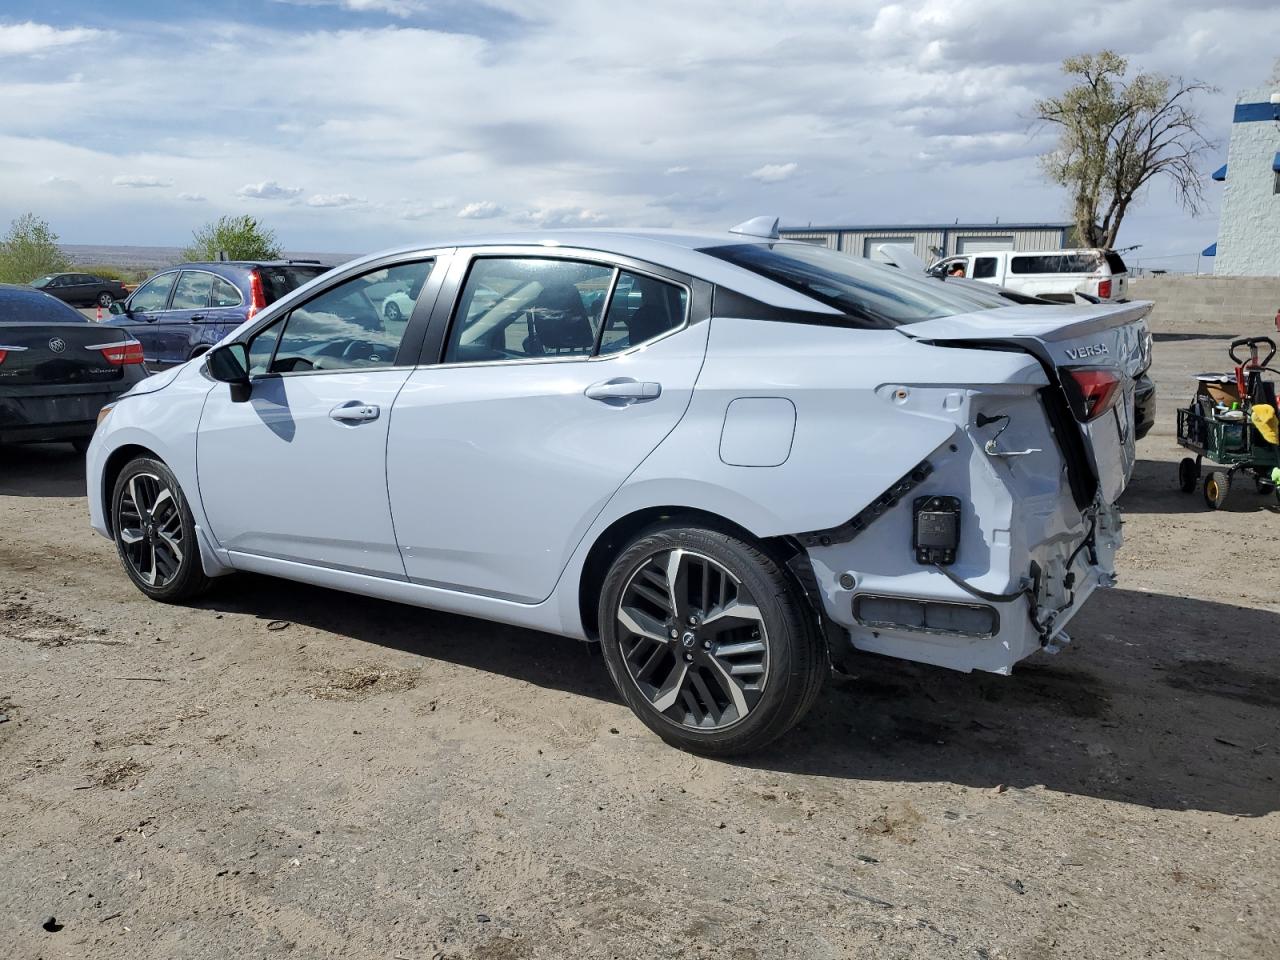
[206,343,252,402]
[108,301,127,315]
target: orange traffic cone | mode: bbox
[95,304,102,322]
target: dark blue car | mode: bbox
[104,261,333,369]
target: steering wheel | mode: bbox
[339,339,395,364]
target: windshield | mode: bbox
[30,276,53,288]
[700,243,1004,325]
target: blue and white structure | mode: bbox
[1209,86,1280,276]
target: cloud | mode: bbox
[237,180,304,200]
[0,22,108,56]
[514,206,607,227]
[457,200,505,219]
[747,162,798,183]
[177,192,206,201]
[664,166,690,175]
[306,193,367,207]
[273,0,426,16]
[112,174,173,188]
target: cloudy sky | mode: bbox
[1,1,1276,269]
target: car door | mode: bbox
[386,250,710,603]
[157,269,215,365]
[196,256,443,578]
[118,271,178,363]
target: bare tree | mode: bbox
[1035,51,1216,249]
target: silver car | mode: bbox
[87,220,1150,754]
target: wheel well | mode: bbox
[576,506,804,640]
[100,444,163,535]
[188,345,211,360]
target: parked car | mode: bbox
[87,223,1150,754]
[30,272,130,308]
[878,244,1156,440]
[928,248,1130,303]
[103,261,333,369]
[0,284,147,451]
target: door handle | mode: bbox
[329,402,380,423]
[584,378,662,405]
[190,314,205,321]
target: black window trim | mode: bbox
[420,246,700,370]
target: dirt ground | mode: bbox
[2,313,1278,960]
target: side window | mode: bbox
[597,271,688,355]
[170,271,213,310]
[444,258,613,364]
[265,260,433,374]
[972,257,997,279]
[130,273,177,311]
[247,318,283,375]
[211,277,243,308]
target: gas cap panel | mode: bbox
[719,397,797,467]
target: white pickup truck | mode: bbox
[929,249,1130,303]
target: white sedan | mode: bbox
[86,220,1150,754]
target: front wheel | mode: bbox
[598,526,825,755]
[111,457,211,602]
[97,292,115,307]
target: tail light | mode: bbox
[246,269,266,319]
[1064,367,1121,421]
[0,349,8,365]
[1097,278,1112,299]
[1274,307,1279,334]
[93,339,145,366]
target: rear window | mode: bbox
[257,266,332,305]
[0,286,87,323]
[701,243,1002,326]
[1104,252,1127,274]
[1010,253,1103,275]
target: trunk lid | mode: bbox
[0,322,136,389]
[903,300,1153,505]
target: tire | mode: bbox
[97,291,115,307]
[110,456,212,602]
[70,438,91,455]
[1178,457,1198,494]
[598,525,825,755]
[384,300,402,322]
[1203,470,1230,511]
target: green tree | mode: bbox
[1035,51,1215,249]
[182,215,282,262]
[0,213,70,284]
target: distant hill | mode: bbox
[61,243,362,272]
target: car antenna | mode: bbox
[728,216,780,240]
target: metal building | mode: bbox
[778,222,1073,263]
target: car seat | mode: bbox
[523,282,595,355]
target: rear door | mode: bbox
[386,249,710,602]
[156,269,215,365]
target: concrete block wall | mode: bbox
[1127,275,1280,327]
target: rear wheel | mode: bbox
[384,300,402,322]
[1178,457,1198,493]
[1203,470,1230,510]
[97,292,114,307]
[111,457,211,602]
[598,525,825,755]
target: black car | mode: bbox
[0,285,148,451]
[104,260,333,368]
[31,272,130,308]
